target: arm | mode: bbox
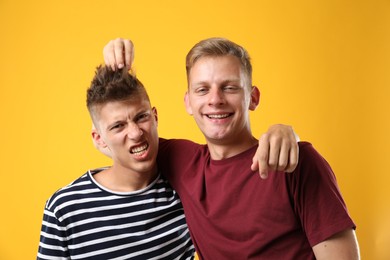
[37,206,70,259]
[313,229,360,260]
[295,142,359,259]
[102,39,300,178]
[251,124,299,179]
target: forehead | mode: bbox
[188,55,246,84]
[95,97,151,121]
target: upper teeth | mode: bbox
[131,144,148,154]
[208,114,229,119]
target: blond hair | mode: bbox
[186,37,252,86]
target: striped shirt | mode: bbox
[37,168,194,260]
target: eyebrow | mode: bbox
[192,78,242,87]
[106,120,124,131]
[105,108,151,130]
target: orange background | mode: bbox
[0,0,389,259]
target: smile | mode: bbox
[206,113,232,119]
[130,143,149,155]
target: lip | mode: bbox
[129,141,149,158]
[203,112,234,120]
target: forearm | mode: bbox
[312,229,360,260]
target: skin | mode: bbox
[185,54,360,260]
[92,97,159,192]
[103,38,299,178]
[101,38,360,258]
[313,230,360,260]
[185,55,259,160]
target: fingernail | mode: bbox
[118,63,124,69]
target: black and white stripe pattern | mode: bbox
[37,169,194,259]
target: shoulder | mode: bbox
[158,138,206,158]
[44,172,94,211]
[297,142,330,167]
[159,138,202,149]
[298,141,318,156]
[293,141,337,187]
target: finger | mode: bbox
[250,154,259,171]
[276,140,289,172]
[257,133,270,179]
[113,38,126,69]
[123,39,134,70]
[259,159,269,179]
[267,135,281,172]
[103,40,116,70]
[285,141,299,172]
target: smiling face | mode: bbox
[185,55,260,148]
[92,96,159,176]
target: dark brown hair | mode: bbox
[86,65,149,122]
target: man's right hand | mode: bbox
[103,38,134,71]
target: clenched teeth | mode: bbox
[130,143,148,155]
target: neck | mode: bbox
[93,165,158,192]
[207,135,258,160]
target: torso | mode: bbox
[38,168,194,259]
[158,139,355,259]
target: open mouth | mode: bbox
[206,113,232,119]
[130,143,149,156]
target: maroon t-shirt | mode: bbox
[158,139,355,259]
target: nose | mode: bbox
[208,88,225,106]
[126,122,143,140]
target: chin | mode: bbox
[138,162,157,174]
[208,130,229,139]
[206,135,227,144]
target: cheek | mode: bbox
[110,134,127,146]
[151,128,159,140]
[147,123,159,140]
[243,94,252,109]
[231,96,249,110]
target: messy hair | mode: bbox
[86,65,149,123]
[186,37,252,86]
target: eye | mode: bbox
[223,85,240,92]
[136,112,151,122]
[109,123,125,131]
[194,86,209,95]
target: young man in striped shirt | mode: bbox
[37,66,195,259]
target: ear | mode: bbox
[92,125,113,158]
[152,107,158,125]
[184,91,193,115]
[249,86,260,111]
[91,125,107,149]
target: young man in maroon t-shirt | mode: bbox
[102,37,360,259]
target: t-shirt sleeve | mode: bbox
[291,142,356,247]
[37,202,70,259]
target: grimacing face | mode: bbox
[93,97,159,175]
[185,55,259,146]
